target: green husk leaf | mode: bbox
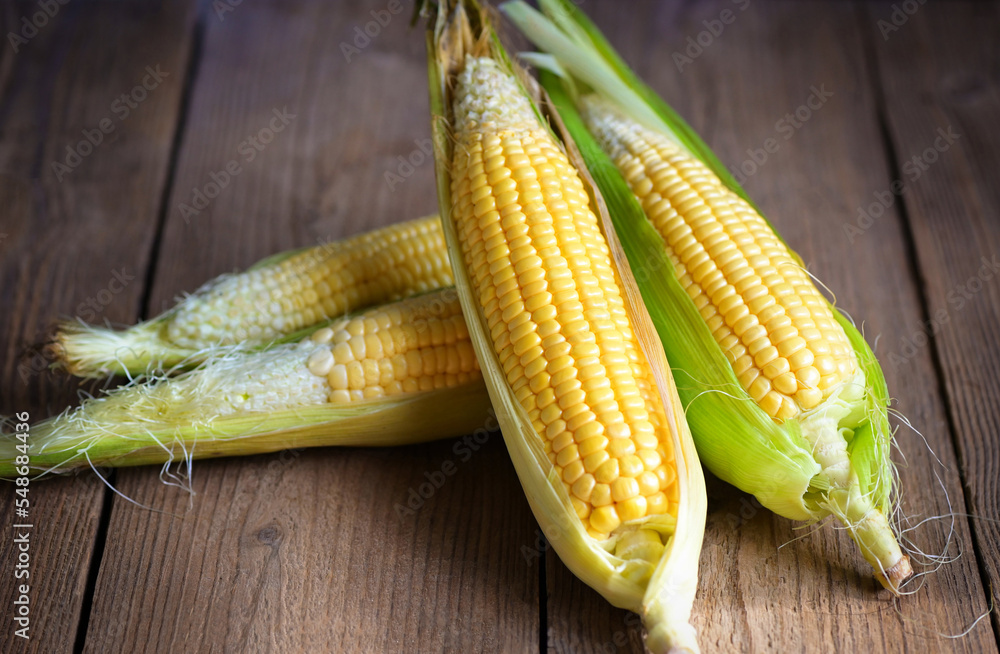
[836,310,894,513]
[0,381,490,479]
[504,0,797,254]
[524,0,759,211]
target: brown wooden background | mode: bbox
[1,1,997,652]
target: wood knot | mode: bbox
[943,72,988,104]
[257,525,282,545]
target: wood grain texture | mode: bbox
[544,2,996,652]
[2,2,998,653]
[867,1,1000,640]
[0,1,196,652]
[82,3,538,652]
[84,438,538,653]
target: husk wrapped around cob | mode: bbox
[1,291,490,478]
[48,215,453,378]
[426,1,707,651]
[504,0,910,593]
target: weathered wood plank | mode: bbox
[85,437,538,653]
[0,2,196,652]
[83,3,538,652]
[868,0,1000,640]
[6,2,996,653]
[544,2,996,652]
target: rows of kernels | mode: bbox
[217,341,331,415]
[304,294,479,402]
[449,57,679,539]
[725,195,856,392]
[167,216,453,347]
[583,97,856,421]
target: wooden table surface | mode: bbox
[1,1,998,652]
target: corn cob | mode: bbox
[451,57,680,537]
[584,95,857,423]
[2,290,487,477]
[49,215,454,378]
[428,4,705,651]
[505,0,910,592]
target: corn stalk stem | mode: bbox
[802,403,909,593]
[823,486,911,593]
